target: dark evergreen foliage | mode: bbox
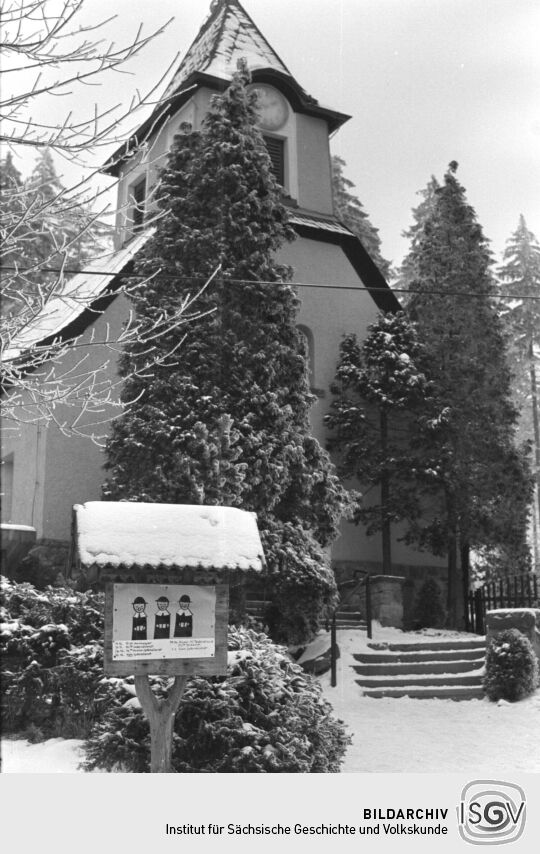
[103,65,349,642]
[498,216,540,568]
[402,163,532,623]
[413,578,446,629]
[484,628,539,702]
[326,311,432,571]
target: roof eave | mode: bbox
[292,222,401,314]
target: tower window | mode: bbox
[263,136,285,186]
[130,176,147,232]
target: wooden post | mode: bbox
[330,612,337,688]
[135,675,188,773]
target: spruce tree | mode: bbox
[1,149,110,318]
[326,312,432,573]
[331,155,392,278]
[397,175,440,297]
[0,153,27,316]
[498,216,540,567]
[404,163,532,624]
[24,149,107,273]
[104,64,349,643]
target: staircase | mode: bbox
[334,604,367,630]
[352,638,486,700]
[245,601,367,631]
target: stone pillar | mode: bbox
[486,609,540,663]
[369,575,405,628]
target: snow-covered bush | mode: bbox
[413,578,446,629]
[1,578,105,737]
[1,578,103,646]
[84,626,350,773]
[484,628,539,702]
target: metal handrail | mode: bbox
[329,572,373,687]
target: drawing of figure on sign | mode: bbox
[131,596,148,640]
[174,594,193,637]
[154,596,171,639]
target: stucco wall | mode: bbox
[295,114,333,214]
[1,421,46,533]
[3,294,131,540]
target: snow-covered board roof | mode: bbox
[162,0,291,101]
[72,501,265,572]
[4,230,153,359]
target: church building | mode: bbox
[2,0,445,592]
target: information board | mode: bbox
[104,581,228,676]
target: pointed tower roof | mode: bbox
[162,0,291,99]
[102,0,349,176]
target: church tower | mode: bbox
[104,0,352,246]
[3,0,445,595]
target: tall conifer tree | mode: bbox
[0,153,27,316]
[326,312,432,573]
[404,163,532,624]
[104,64,349,642]
[498,216,540,566]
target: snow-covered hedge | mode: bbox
[84,626,350,773]
[484,628,539,702]
[1,578,105,737]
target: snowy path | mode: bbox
[319,626,540,773]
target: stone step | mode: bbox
[356,672,483,689]
[353,659,484,676]
[353,649,484,664]
[361,685,484,700]
[367,638,486,652]
[336,624,367,631]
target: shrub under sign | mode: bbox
[71,502,265,770]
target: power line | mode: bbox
[2,265,540,301]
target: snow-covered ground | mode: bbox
[2,624,539,773]
[319,625,540,773]
[1,737,87,773]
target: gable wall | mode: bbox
[295,114,334,214]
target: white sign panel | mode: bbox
[111,583,216,661]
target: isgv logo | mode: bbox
[458,780,526,845]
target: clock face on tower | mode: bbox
[248,84,289,131]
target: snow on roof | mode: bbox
[288,211,352,236]
[4,230,153,358]
[487,608,540,615]
[73,501,265,571]
[162,0,291,101]
[1,523,36,532]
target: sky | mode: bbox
[5,0,540,270]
